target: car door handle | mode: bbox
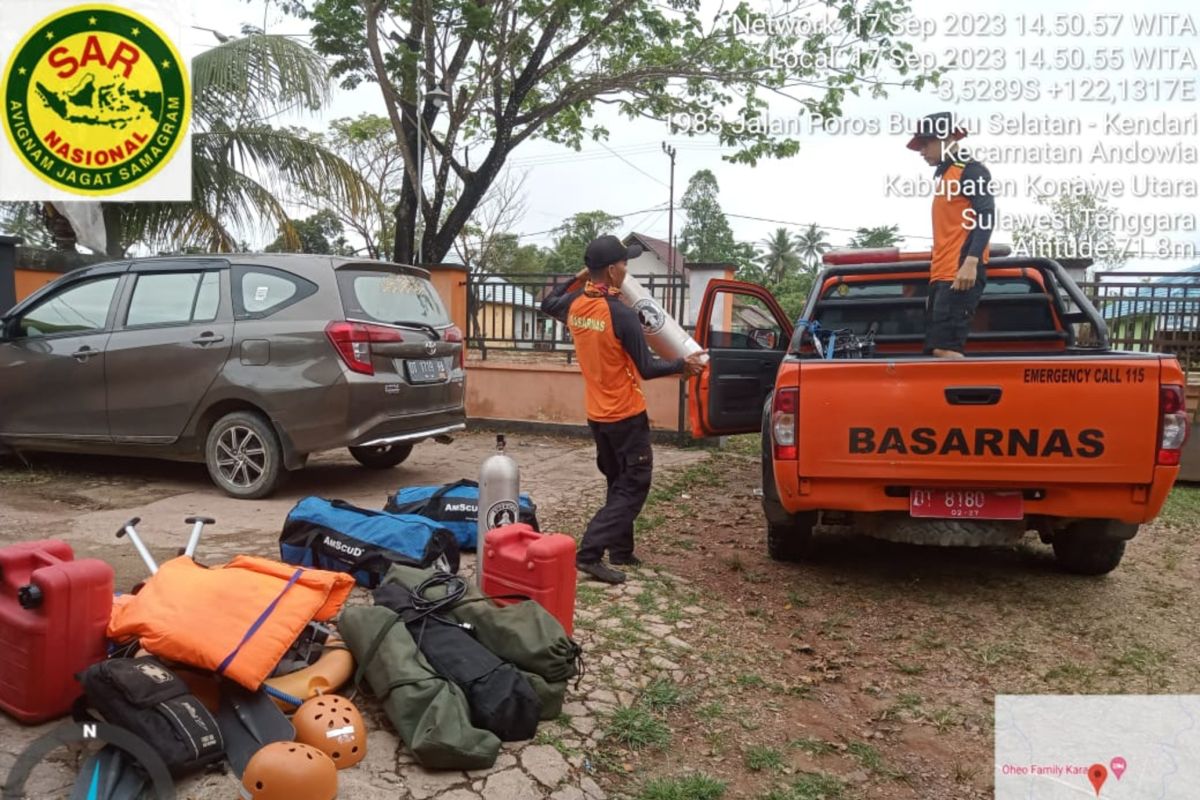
[945,386,1002,405]
[191,333,225,346]
[71,346,95,362]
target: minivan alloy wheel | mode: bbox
[216,425,266,488]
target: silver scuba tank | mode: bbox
[618,274,709,365]
[477,434,521,586]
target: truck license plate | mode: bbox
[909,489,1023,520]
[404,358,448,384]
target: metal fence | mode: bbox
[1077,271,1200,375]
[466,272,689,361]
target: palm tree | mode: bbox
[795,223,831,273]
[104,34,368,255]
[757,227,801,285]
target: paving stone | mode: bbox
[683,605,705,616]
[616,691,635,706]
[481,768,543,800]
[362,727,403,779]
[624,585,644,596]
[339,771,412,799]
[589,688,616,703]
[585,701,616,714]
[665,635,693,650]
[597,618,620,629]
[408,767,469,799]
[434,790,485,800]
[521,744,570,788]
[570,714,597,736]
[645,623,673,638]
[562,701,589,717]
[649,655,680,670]
[550,787,587,800]
[581,776,608,800]
[467,753,517,777]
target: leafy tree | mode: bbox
[320,114,406,259]
[543,211,624,274]
[678,170,739,264]
[1012,189,1126,271]
[287,0,938,264]
[795,223,831,270]
[0,203,53,249]
[8,33,368,256]
[758,228,801,285]
[265,209,353,254]
[848,225,902,249]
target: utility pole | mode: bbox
[662,142,677,317]
[662,142,676,277]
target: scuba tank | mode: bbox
[617,274,708,365]
[477,434,520,586]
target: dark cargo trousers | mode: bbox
[577,411,653,564]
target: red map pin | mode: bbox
[1088,763,1108,796]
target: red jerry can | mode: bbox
[0,539,114,723]
[481,524,577,636]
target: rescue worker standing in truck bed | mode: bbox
[908,111,996,358]
[541,236,707,584]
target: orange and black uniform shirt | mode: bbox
[541,281,683,423]
[931,156,995,282]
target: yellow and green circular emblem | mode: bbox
[2,4,190,195]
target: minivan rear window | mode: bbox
[337,270,448,326]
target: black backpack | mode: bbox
[76,657,225,775]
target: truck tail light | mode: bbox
[444,324,465,369]
[325,321,404,376]
[772,388,799,461]
[1157,385,1189,466]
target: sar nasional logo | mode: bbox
[2,4,190,195]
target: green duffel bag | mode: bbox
[384,565,582,685]
[522,672,568,721]
[341,605,500,770]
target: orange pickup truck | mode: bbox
[689,253,1189,575]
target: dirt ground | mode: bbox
[1,431,1198,799]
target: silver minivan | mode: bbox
[0,254,466,497]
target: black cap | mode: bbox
[584,235,643,270]
[906,112,967,150]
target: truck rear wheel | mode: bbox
[1052,519,1134,575]
[767,517,817,562]
[761,396,817,561]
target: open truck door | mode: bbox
[690,280,793,438]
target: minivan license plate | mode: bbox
[909,489,1023,520]
[405,359,448,384]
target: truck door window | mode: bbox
[708,294,785,350]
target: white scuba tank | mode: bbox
[618,274,709,365]
[477,434,520,586]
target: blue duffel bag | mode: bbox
[384,479,539,550]
[280,497,459,587]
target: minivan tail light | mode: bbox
[325,321,404,376]
[772,387,799,461]
[1158,385,1189,466]
[444,325,465,369]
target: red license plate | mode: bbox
[909,489,1023,520]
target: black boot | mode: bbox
[577,561,626,585]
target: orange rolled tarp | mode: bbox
[109,556,354,690]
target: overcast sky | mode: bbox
[192,0,1200,271]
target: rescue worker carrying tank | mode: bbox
[907,111,996,358]
[541,236,706,585]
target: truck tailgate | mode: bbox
[796,358,1161,486]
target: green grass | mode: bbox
[736,673,766,688]
[890,659,925,676]
[605,707,671,751]
[745,745,785,772]
[639,774,727,800]
[791,736,835,757]
[640,677,684,711]
[576,584,604,606]
[759,772,846,800]
[696,702,725,721]
[1160,485,1200,526]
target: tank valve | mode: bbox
[17,584,43,609]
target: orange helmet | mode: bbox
[291,695,367,770]
[239,742,337,800]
